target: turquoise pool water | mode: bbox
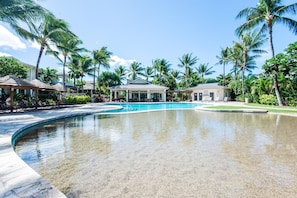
[105,102,203,113]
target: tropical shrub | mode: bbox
[259,94,278,106]
[64,95,90,104]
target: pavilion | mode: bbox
[109,78,169,102]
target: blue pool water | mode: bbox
[105,102,203,113]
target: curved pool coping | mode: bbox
[0,103,121,198]
[194,106,269,113]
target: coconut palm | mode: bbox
[68,55,81,89]
[77,55,93,92]
[144,66,154,82]
[38,67,59,85]
[216,47,230,86]
[128,61,144,80]
[233,30,267,95]
[92,47,113,92]
[0,0,48,28]
[236,0,297,105]
[13,14,72,79]
[152,59,171,85]
[47,34,86,88]
[166,70,180,90]
[114,65,127,84]
[228,45,243,82]
[178,53,198,88]
[217,73,233,86]
[195,63,215,83]
[236,0,297,57]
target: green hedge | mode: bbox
[64,95,91,104]
[259,94,278,106]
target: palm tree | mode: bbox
[228,45,242,82]
[195,63,215,83]
[178,53,198,88]
[47,34,85,88]
[152,59,171,85]
[98,71,121,95]
[179,67,200,88]
[68,55,81,90]
[14,14,72,79]
[216,47,230,86]
[128,61,144,80]
[77,55,93,92]
[233,30,267,95]
[144,66,154,82]
[114,65,127,84]
[0,0,48,29]
[92,47,113,92]
[166,70,180,90]
[236,0,297,105]
[236,0,297,57]
[38,67,59,85]
[217,73,233,86]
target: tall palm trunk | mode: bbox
[268,25,283,106]
[185,67,189,88]
[241,68,245,95]
[97,64,101,95]
[36,46,45,79]
[242,51,247,96]
[268,25,275,57]
[93,65,96,92]
[63,56,67,89]
[81,76,84,93]
[223,63,225,86]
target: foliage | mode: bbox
[0,56,28,78]
[98,71,121,95]
[178,53,198,88]
[64,95,90,104]
[195,63,215,83]
[39,67,59,84]
[128,61,144,80]
[259,94,278,105]
[92,47,113,92]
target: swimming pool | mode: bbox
[14,111,297,197]
[105,102,203,113]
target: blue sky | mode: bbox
[0,0,296,80]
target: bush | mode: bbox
[64,95,91,104]
[259,94,278,105]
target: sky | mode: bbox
[0,0,296,80]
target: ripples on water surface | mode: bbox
[15,110,297,197]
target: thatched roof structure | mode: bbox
[0,75,37,89]
[30,79,55,91]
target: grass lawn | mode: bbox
[204,103,297,114]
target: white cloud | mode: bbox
[109,55,135,68]
[0,25,26,49]
[0,52,12,57]
[28,40,40,49]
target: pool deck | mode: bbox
[0,103,121,198]
[0,101,296,197]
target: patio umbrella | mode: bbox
[0,75,37,112]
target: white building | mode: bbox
[187,83,230,102]
[109,78,169,102]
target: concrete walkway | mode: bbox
[0,103,121,198]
